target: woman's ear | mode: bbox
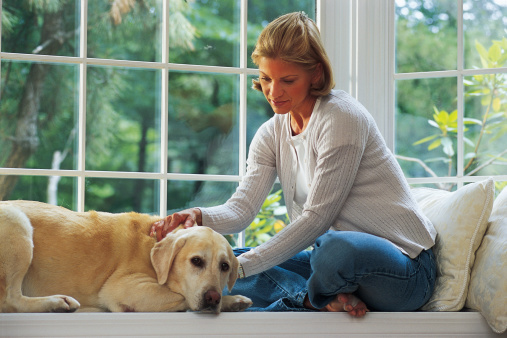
[311,63,323,87]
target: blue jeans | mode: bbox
[226,231,436,312]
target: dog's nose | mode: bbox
[204,290,221,307]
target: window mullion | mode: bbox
[77,0,88,212]
[158,0,171,217]
[237,0,249,248]
[456,0,465,188]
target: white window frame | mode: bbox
[321,0,507,189]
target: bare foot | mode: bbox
[304,293,369,318]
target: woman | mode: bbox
[151,12,436,317]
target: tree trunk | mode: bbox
[0,10,66,200]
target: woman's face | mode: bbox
[258,57,316,116]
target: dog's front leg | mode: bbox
[220,295,253,312]
[100,273,187,312]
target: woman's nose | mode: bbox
[269,81,283,98]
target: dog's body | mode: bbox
[0,200,252,313]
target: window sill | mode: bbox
[0,311,497,337]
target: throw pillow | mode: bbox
[411,178,494,312]
[465,185,507,333]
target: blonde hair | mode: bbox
[251,12,335,96]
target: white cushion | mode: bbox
[465,186,507,333]
[411,178,494,311]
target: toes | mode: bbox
[337,293,368,317]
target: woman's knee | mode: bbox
[311,231,365,275]
[313,232,361,260]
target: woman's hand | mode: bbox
[149,208,202,241]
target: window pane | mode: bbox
[464,0,507,70]
[85,178,159,214]
[244,183,289,248]
[87,0,162,62]
[395,0,457,73]
[464,74,507,176]
[169,0,240,67]
[0,61,79,170]
[395,77,457,178]
[0,175,77,208]
[167,180,237,211]
[86,66,161,173]
[168,71,239,175]
[247,75,272,154]
[1,0,79,56]
[247,1,316,68]
[167,180,238,247]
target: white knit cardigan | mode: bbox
[201,90,437,277]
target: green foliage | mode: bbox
[245,189,289,247]
[411,39,507,182]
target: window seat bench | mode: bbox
[0,311,501,337]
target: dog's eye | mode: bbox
[191,257,203,267]
[221,262,229,272]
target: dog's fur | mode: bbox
[0,200,252,313]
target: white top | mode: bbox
[291,133,310,207]
[201,90,437,277]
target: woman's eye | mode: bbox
[284,80,294,84]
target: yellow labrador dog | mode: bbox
[0,200,252,313]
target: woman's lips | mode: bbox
[270,100,288,107]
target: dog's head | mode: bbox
[150,226,239,313]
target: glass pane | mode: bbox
[85,178,159,214]
[464,74,507,176]
[247,75,272,154]
[464,0,507,70]
[0,61,79,170]
[87,0,162,62]
[1,0,79,56]
[0,175,76,208]
[167,180,237,211]
[167,180,238,247]
[247,1,316,68]
[395,77,457,178]
[395,0,457,73]
[168,71,239,175]
[244,183,289,248]
[169,0,240,67]
[86,66,161,173]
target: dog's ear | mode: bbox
[227,251,240,292]
[150,233,187,285]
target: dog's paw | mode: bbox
[220,295,253,312]
[48,295,81,313]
